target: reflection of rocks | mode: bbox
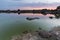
[11,27,60,40]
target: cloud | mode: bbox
[8,0,60,3]
[12,0,22,1]
[0,0,60,9]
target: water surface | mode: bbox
[0,13,60,40]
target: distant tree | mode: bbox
[17,9,20,14]
[56,6,60,10]
[18,9,20,11]
[41,9,48,15]
[53,6,60,19]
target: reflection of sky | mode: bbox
[0,0,60,9]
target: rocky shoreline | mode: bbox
[11,27,60,40]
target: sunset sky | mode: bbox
[0,0,60,10]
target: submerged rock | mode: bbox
[49,16,54,19]
[38,30,51,38]
[26,17,40,20]
[11,26,60,40]
[49,26,60,40]
[11,29,60,40]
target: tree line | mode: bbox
[0,6,60,19]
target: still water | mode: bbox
[0,13,60,40]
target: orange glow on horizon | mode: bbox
[17,6,56,10]
[16,6,56,16]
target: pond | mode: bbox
[0,13,60,40]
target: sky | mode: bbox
[0,0,60,10]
